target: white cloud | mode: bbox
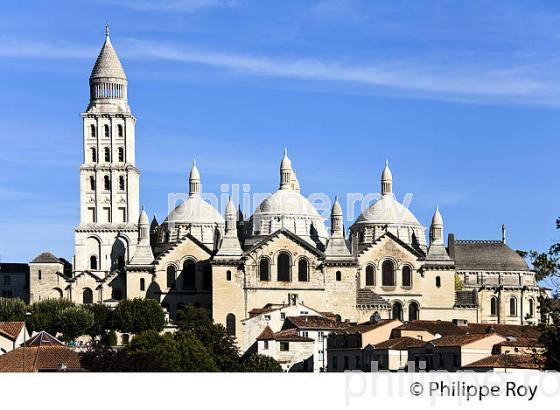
[0,35,559,105]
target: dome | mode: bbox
[354,194,422,227]
[90,28,127,80]
[249,189,328,242]
[164,196,225,226]
[138,209,149,225]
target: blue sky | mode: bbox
[0,0,558,264]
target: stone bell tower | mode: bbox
[74,25,140,279]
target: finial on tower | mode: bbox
[105,24,110,38]
[502,224,506,244]
[381,160,393,196]
[280,148,293,190]
[189,159,201,197]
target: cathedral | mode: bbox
[25,28,546,351]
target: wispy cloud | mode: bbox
[97,0,239,12]
[1,35,559,105]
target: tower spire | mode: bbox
[430,206,444,244]
[330,196,344,237]
[280,148,293,190]
[381,160,393,196]
[189,159,201,197]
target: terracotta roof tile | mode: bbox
[495,337,544,348]
[463,354,544,370]
[273,328,313,342]
[466,324,541,339]
[0,346,81,372]
[429,333,493,348]
[0,322,25,341]
[256,326,275,341]
[373,337,426,350]
[394,320,468,337]
[284,316,350,330]
[335,319,398,335]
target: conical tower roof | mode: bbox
[90,25,127,80]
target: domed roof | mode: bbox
[139,209,149,225]
[90,27,127,80]
[254,190,323,221]
[354,194,422,227]
[280,148,292,170]
[164,196,225,226]
[331,196,343,217]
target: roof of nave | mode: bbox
[428,333,501,348]
[357,231,425,259]
[356,289,391,308]
[334,319,398,335]
[283,316,350,330]
[449,236,530,272]
[466,323,541,339]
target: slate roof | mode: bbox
[0,346,82,372]
[463,354,544,370]
[373,336,425,350]
[30,252,62,264]
[0,322,25,341]
[356,289,391,308]
[449,237,529,271]
[24,331,64,347]
[455,290,478,307]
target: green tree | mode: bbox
[26,298,76,335]
[58,306,95,342]
[112,298,165,334]
[530,217,560,370]
[240,354,282,372]
[85,303,114,340]
[176,305,240,371]
[129,330,217,372]
[81,346,167,372]
[0,297,27,322]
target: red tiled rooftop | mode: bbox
[463,354,544,370]
[0,322,25,341]
[0,346,81,372]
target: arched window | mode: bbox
[119,176,125,191]
[89,176,95,191]
[335,314,342,322]
[336,271,342,281]
[226,313,236,336]
[226,270,232,281]
[509,297,517,316]
[202,264,212,290]
[104,124,109,137]
[90,124,96,138]
[529,298,535,317]
[277,252,291,282]
[392,302,403,320]
[259,258,270,281]
[365,265,375,286]
[118,147,124,162]
[140,278,145,291]
[166,265,176,289]
[402,266,412,287]
[104,175,111,191]
[90,255,98,270]
[91,147,97,162]
[382,260,395,287]
[104,147,111,162]
[408,302,419,321]
[83,288,93,304]
[490,297,498,316]
[182,259,196,289]
[435,276,441,288]
[298,259,309,282]
[117,124,123,137]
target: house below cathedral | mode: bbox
[6,27,546,353]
